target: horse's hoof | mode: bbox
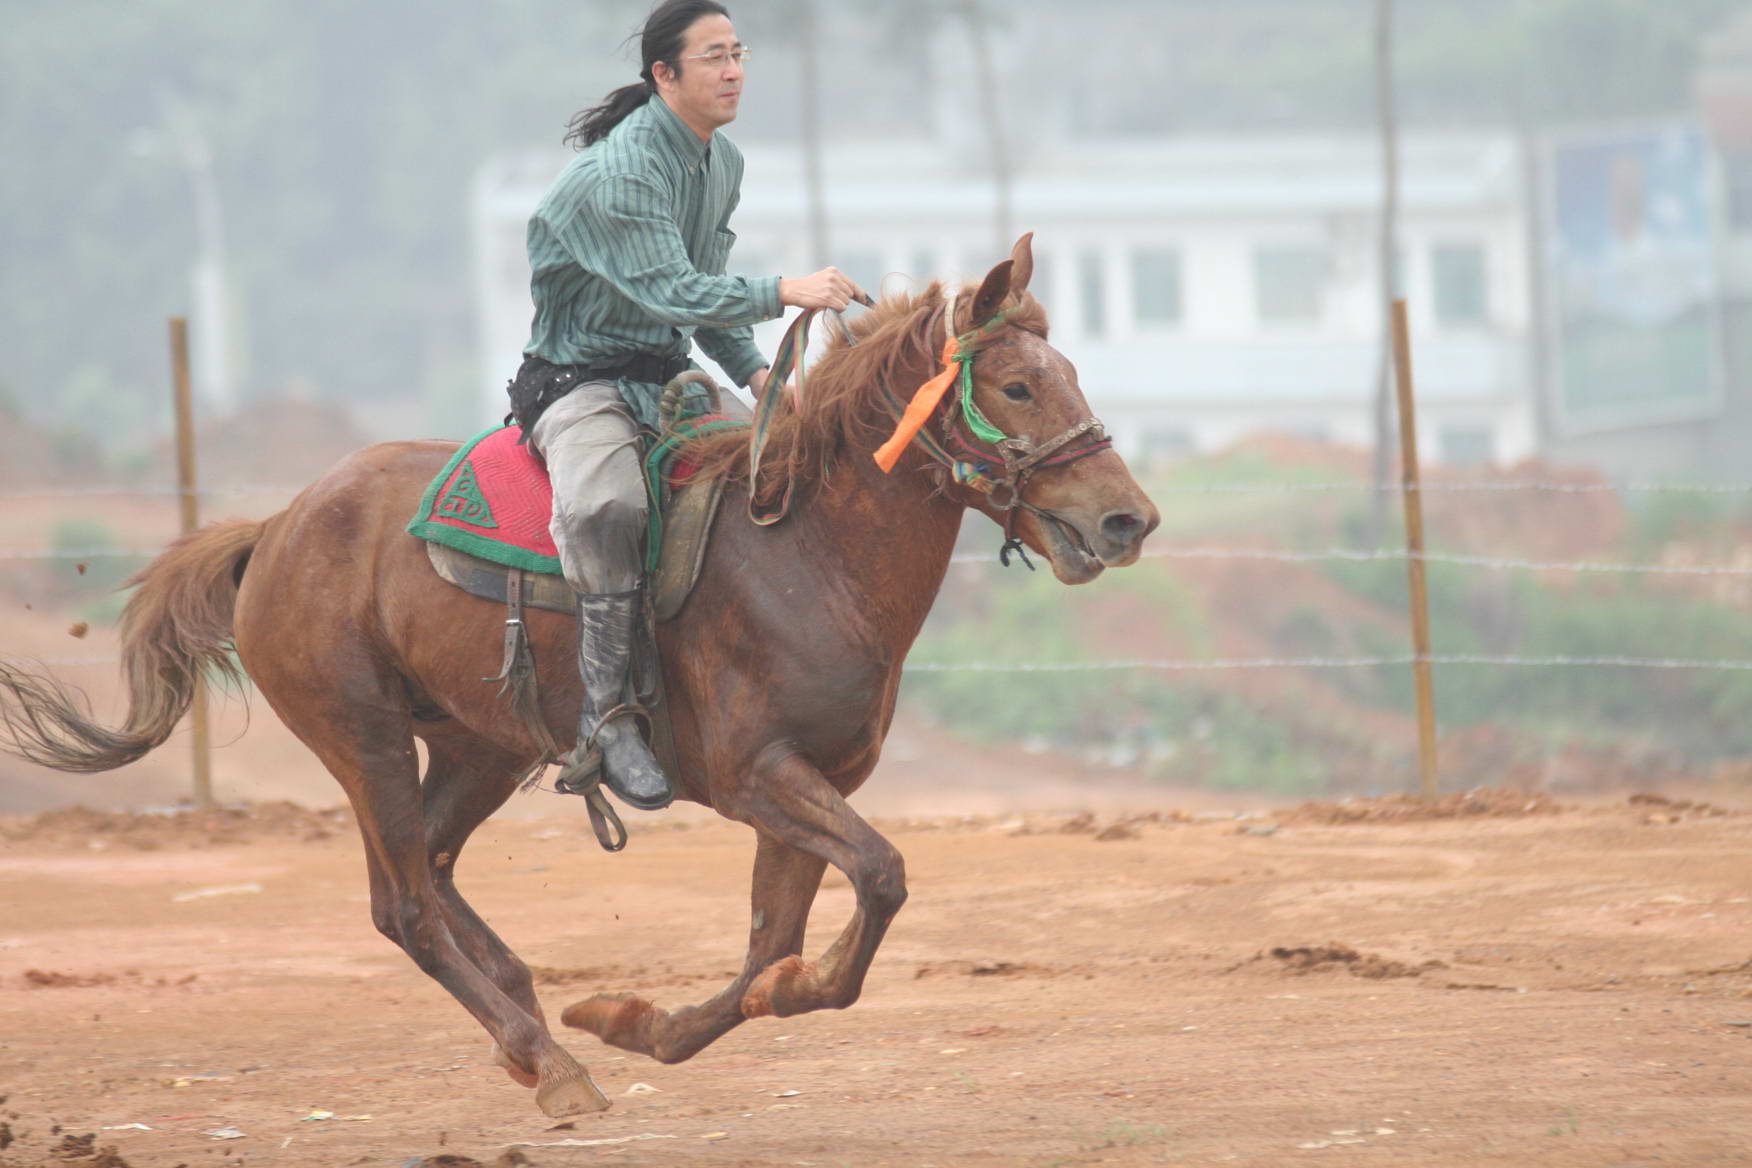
[535,1070,611,1118]
[560,991,665,1056]
[491,1041,539,1089]
[741,955,819,1018]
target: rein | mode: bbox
[746,293,1112,565]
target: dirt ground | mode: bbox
[1,785,1750,1168]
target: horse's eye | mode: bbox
[1001,382,1031,402]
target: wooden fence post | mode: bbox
[1390,299,1439,801]
[168,317,214,809]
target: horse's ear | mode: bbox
[969,258,1014,329]
[1008,233,1035,295]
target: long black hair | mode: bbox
[565,0,732,150]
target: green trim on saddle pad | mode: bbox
[642,416,749,575]
[406,426,562,576]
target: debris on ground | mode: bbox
[0,802,352,849]
[504,1132,675,1149]
[1236,942,1446,980]
[22,970,196,991]
[1629,792,1735,823]
[171,884,263,903]
[35,1132,132,1166]
[1281,788,1563,826]
[914,960,1055,979]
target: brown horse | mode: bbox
[0,236,1158,1117]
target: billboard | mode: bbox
[1544,124,1722,434]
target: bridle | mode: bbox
[872,290,1113,567]
[749,292,1112,566]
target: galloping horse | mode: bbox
[0,236,1158,1117]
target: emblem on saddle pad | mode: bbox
[435,461,498,528]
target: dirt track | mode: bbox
[1,790,1750,1168]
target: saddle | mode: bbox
[405,375,745,845]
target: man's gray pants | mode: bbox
[526,382,646,595]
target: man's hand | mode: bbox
[746,366,769,398]
[779,267,874,311]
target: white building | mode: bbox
[474,132,1535,467]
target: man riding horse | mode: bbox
[507,0,862,813]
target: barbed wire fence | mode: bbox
[9,477,1752,677]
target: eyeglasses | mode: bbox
[684,45,752,67]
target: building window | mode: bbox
[1078,250,1105,337]
[1131,248,1183,326]
[1432,244,1488,326]
[1254,245,1327,324]
[1438,425,1496,466]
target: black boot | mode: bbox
[555,590,673,811]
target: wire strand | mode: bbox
[5,478,1752,501]
[903,654,1752,672]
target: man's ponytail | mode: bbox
[562,0,730,151]
[565,81,653,149]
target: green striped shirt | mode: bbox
[524,95,781,429]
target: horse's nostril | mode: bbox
[1099,511,1144,543]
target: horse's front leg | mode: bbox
[561,826,827,1061]
[736,751,907,1019]
[561,749,904,1059]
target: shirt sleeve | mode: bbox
[558,171,782,329]
[694,324,769,388]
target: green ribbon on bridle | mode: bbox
[955,307,1020,446]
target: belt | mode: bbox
[568,352,691,385]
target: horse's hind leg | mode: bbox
[562,750,903,1060]
[292,701,608,1117]
[418,735,553,1091]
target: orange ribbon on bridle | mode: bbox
[872,332,962,473]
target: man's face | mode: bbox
[657,14,746,136]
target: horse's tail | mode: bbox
[0,518,263,773]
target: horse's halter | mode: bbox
[749,293,1113,565]
[877,289,1114,568]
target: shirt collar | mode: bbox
[646,95,711,168]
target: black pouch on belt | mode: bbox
[504,352,691,445]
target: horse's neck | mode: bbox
[793,432,965,643]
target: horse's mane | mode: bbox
[684,280,1050,505]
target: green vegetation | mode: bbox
[904,448,1752,794]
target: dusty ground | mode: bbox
[1,788,1750,1168]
